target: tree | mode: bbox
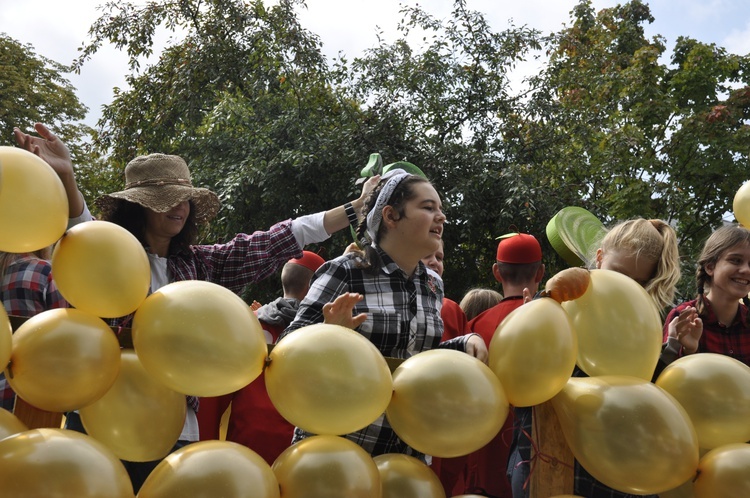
[0,34,115,213]
[74,0,418,302]
[519,0,750,297]
[339,0,543,296]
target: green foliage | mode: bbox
[63,0,750,305]
[0,34,111,210]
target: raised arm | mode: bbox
[13,123,84,218]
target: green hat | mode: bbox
[546,206,607,267]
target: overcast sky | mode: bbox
[2,0,750,127]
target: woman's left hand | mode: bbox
[465,334,489,364]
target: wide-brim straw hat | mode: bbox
[95,153,220,224]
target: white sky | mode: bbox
[2,0,750,127]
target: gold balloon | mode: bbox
[79,349,186,462]
[562,269,662,379]
[0,305,11,373]
[386,349,508,458]
[733,181,750,227]
[374,453,445,498]
[551,375,699,495]
[5,308,121,412]
[138,440,280,498]
[272,435,380,498]
[266,323,393,435]
[0,408,28,441]
[0,428,134,497]
[0,146,68,253]
[52,220,151,318]
[694,443,750,498]
[656,353,750,449]
[133,280,267,396]
[488,297,577,407]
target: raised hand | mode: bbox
[13,123,83,217]
[668,307,703,354]
[322,292,367,329]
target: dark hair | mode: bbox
[103,199,199,254]
[495,261,542,286]
[695,224,750,322]
[355,175,431,271]
[281,262,315,300]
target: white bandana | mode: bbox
[365,169,410,243]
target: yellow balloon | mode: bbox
[133,280,267,396]
[0,408,28,441]
[551,375,699,495]
[733,181,750,227]
[79,349,186,462]
[0,428,134,497]
[488,297,577,407]
[374,453,446,498]
[5,308,121,412]
[266,323,393,435]
[0,305,11,373]
[562,269,662,379]
[660,478,697,498]
[656,353,750,449]
[0,146,68,253]
[52,220,151,318]
[272,435,380,498]
[694,443,750,498]
[386,349,508,458]
[138,440,280,498]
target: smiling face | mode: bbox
[705,242,750,302]
[382,181,445,264]
[145,200,191,241]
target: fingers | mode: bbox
[34,122,55,141]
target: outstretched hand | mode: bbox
[13,123,83,217]
[13,123,74,178]
[465,334,489,364]
[668,307,702,354]
[322,292,367,329]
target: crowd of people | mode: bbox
[4,122,750,497]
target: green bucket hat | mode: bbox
[546,206,607,267]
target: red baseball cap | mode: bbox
[287,251,325,272]
[496,233,542,263]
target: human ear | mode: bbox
[595,248,603,269]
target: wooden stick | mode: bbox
[529,400,575,497]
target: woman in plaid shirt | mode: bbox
[0,248,68,411]
[280,168,487,459]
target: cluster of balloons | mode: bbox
[3,142,750,496]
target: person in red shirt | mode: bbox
[464,232,545,498]
[197,251,325,464]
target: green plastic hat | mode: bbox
[546,206,607,267]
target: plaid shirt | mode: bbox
[280,247,474,458]
[1,256,68,410]
[663,298,750,365]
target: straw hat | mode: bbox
[95,153,220,224]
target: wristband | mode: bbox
[344,202,358,228]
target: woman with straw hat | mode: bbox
[13,122,378,491]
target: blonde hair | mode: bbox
[460,287,504,321]
[0,248,53,277]
[598,218,680,310]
